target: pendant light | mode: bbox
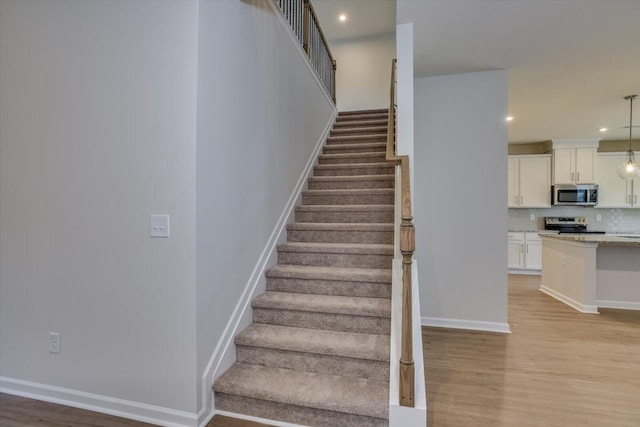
[616,94,640,180]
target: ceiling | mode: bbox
[312,0,640,144]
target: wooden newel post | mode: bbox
[332,59,337,104]
[302,0,310,55]
[399,218,415,407]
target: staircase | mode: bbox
[214,109,393,427]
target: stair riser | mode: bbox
[302,193,394,205]
[287,229,393,244]
[333,121,388,129]
[326,135,387,144]
[215,393,388,427]
[266,277,391,298]
[253,308,391,334]
[330,129,386,137]
[308,179,393,190]
[236,346,389,381]
[295,210,394,223]
[278,251,392,269]
[314,165,394,176]
[323,145,386,155]
[318,154,387,165]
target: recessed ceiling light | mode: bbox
[599,127,608,132]
[339,14,347,22]
[506,116,514,122]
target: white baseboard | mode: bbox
[421,316,511,334]
[198,110,337,424]
[539,285,599,314]
[0,377,197,427]
[216,410,306,427]
[508,269,541,276]
[596,299,640,311]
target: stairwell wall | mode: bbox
[195,0,336,419]
[330,33,396,112]
[0,0,199,419]
[413,70,509,332]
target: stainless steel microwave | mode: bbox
[552,184,598,206]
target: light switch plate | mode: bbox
[529,214,535,221]
[150,215,170,238]
[596,214,602,222]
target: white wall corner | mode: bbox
[421,317,512,334]
[198,111,336,422]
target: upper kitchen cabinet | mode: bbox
[553,147,597,184]
[545,139,600,185]
[595,153,639,208]
[508,155,551,208]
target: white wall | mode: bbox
[331,33,396,111]
[413,70,509,332]
[0,0,199,416]
[195,0,335,416]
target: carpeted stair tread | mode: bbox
[323,142,386,153]
[214,363,389,419]
[319,152,386,160]
[309,174,393,183]
[278,241,393,255]
[326,134,387,144]
[331,126,387,135]
[252,291,391,318]
[235,324,390,361]
[266,264,391,283]
[303,188,394,196]
[295,204,394,212]
[338,108,388,116]
[287,222,393,232]
[333,119,388,128]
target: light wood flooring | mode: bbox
[2,275,639,426]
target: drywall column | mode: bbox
[396,22,415,188]
[414,70,509,333]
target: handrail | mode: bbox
[274,0,336,103]
[386,58,415,408]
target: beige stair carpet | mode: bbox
[214,109,393,427]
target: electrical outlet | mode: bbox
[596,214,602,222]
[529,214,535,221]
[49,332,60,354]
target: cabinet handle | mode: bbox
[571,172,574,182]
[526,244,529,253]
[520,195,523,205]
[577,172,580,182]
[515,195,519,205]
[635,195,637,205]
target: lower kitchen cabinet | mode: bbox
[508,232,543,273]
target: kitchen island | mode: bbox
[539,234,640,313]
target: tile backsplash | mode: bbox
[508,207,640,233]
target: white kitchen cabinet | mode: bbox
[595,153,639,208]
[508,155,551,208]
[508,232,544,272]
[553,148,596,184]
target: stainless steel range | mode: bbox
[544,217,606,234]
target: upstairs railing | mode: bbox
[275,0,336,103]
[386,58,416,407]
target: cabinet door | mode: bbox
[524,241,542,270]
[519,156,551,207]
[553,149,574,184]
[508,240,524,269]
[631,181,639,208]
[575,148,596,183]
[508,157,519,207]
[595,153,632,208]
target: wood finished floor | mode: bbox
[1,275,639,426]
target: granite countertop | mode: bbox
[540,233,640,246]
